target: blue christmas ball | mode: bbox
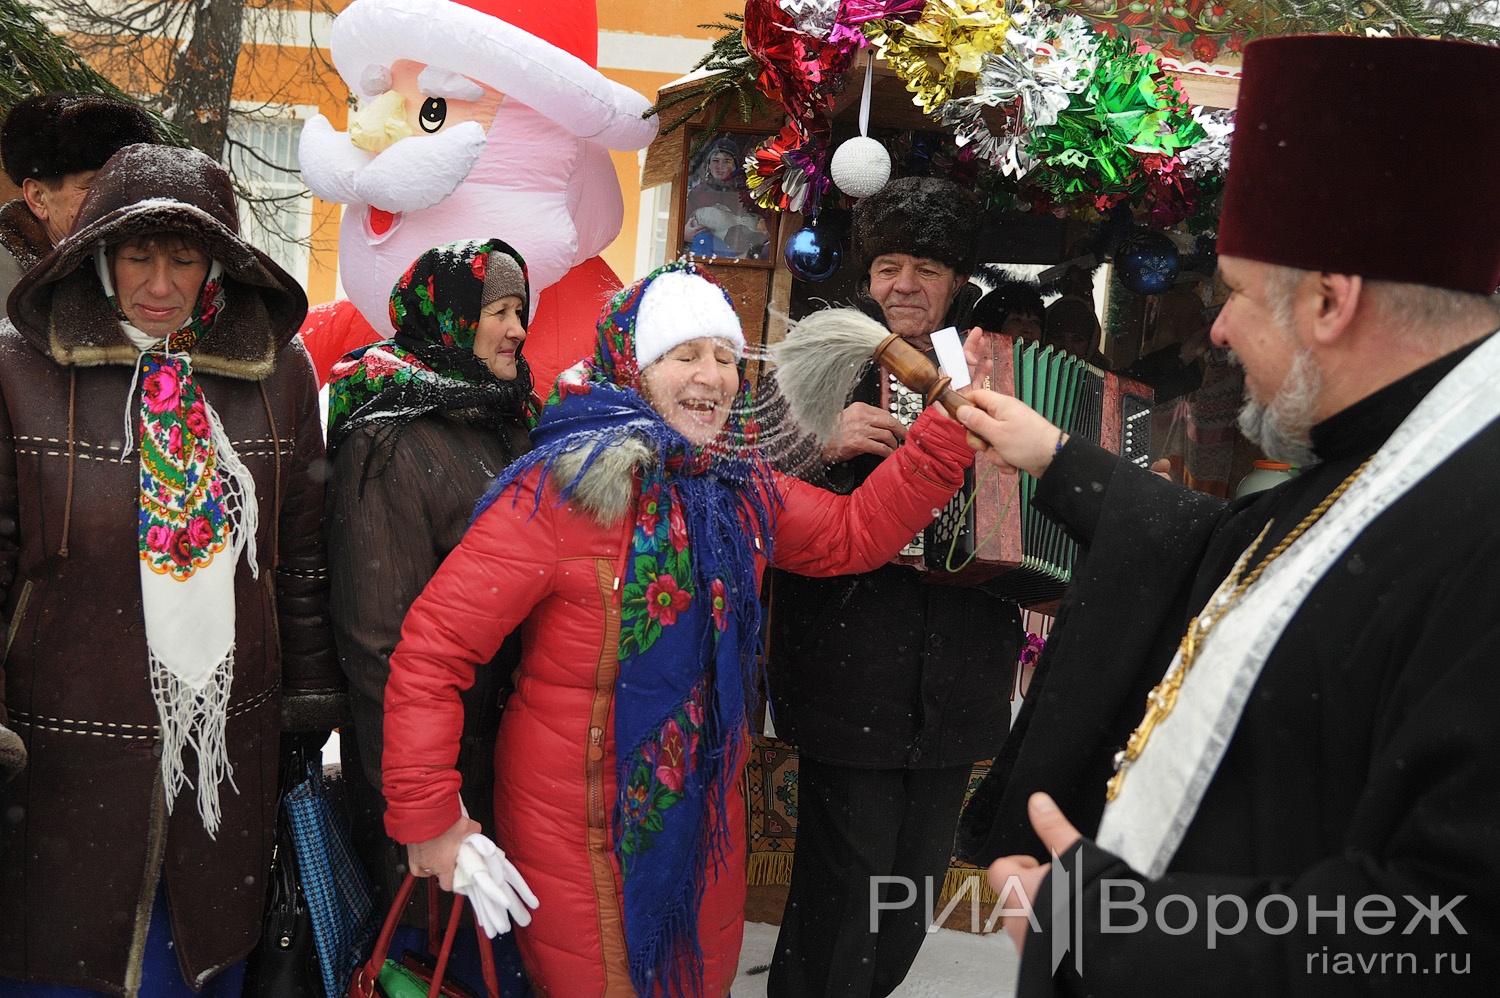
[1116,231,1180,295]
[784,225,842,282]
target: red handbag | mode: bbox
[348,874,501,998]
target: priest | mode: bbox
[953,33,1500,996]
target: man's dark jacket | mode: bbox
[769,292,1020,768]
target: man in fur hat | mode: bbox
[766,175,1023,998]
[0,92,159,302]
[955,34,1500,995]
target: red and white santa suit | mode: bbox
[298,0,657,389]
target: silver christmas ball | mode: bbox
[830,136,891,199]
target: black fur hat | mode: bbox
[852,176,982,276]
[2,92,159,185]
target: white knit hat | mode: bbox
[633,269,746,369]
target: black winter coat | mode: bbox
[768,358,1021,770]
[327,412,529,914]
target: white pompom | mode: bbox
[830,136,891,199]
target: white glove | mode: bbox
[451,833,539,938]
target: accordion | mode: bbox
[883,332,1154,606]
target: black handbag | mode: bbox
[244,737,323,997]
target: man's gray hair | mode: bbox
[1262,264,1500,347]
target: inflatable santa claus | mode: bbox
[298,0,657,388]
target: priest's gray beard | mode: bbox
[1236,347,1321,467]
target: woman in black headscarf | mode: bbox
[324,237,537,994]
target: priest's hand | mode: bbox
[986,793,1083,954]
[406,813,482,892]
[821,402,907,463]
[956,389,1064,477]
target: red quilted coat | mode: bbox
[383,406,972,997]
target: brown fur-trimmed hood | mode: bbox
[9,143,307,380]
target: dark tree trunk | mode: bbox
[166,0,245,160]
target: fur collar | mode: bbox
[0,199,51,271]
[549,434,654,526]
[38,266,282,380]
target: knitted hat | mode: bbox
[852,176,982,275]
[2,92,159,185]
[634,267,746,369]
[481,250,527,309]
[1218,34,1500,294]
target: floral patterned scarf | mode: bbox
[97,247,258,838]
[476,262,773,996]
[326,238,536,485]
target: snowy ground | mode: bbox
[732,921,1020,998]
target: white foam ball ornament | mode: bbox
[830,136,891,199]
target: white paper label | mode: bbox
[930,326,970,391]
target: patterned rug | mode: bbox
[743,736,997,902]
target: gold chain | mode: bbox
[1104,456,1373,802]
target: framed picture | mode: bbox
[680,129,778,266]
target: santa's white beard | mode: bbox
[300,116,487,212]
[300,101,620,336]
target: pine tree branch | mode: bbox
[643,15,773,141]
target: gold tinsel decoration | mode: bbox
[864,0,1013,116]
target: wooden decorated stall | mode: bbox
[639,0,1248,903]
[637,0,1498,905]
[642,2,1247,391]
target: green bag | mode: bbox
[348,873,498,998]
[376,959,438,998]
[375,955,479,998]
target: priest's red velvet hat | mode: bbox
[1217,34,1500,295]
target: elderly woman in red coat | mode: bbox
[381,261,973,997]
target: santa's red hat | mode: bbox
[453,0,596,67]
[331,0,656,150]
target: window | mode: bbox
[636,179,673,278]
[224,117,311,285]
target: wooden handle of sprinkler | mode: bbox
[872,333,972,418]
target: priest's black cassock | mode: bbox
[958,339,1500,995]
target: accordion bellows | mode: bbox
[884,332,1153,606]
